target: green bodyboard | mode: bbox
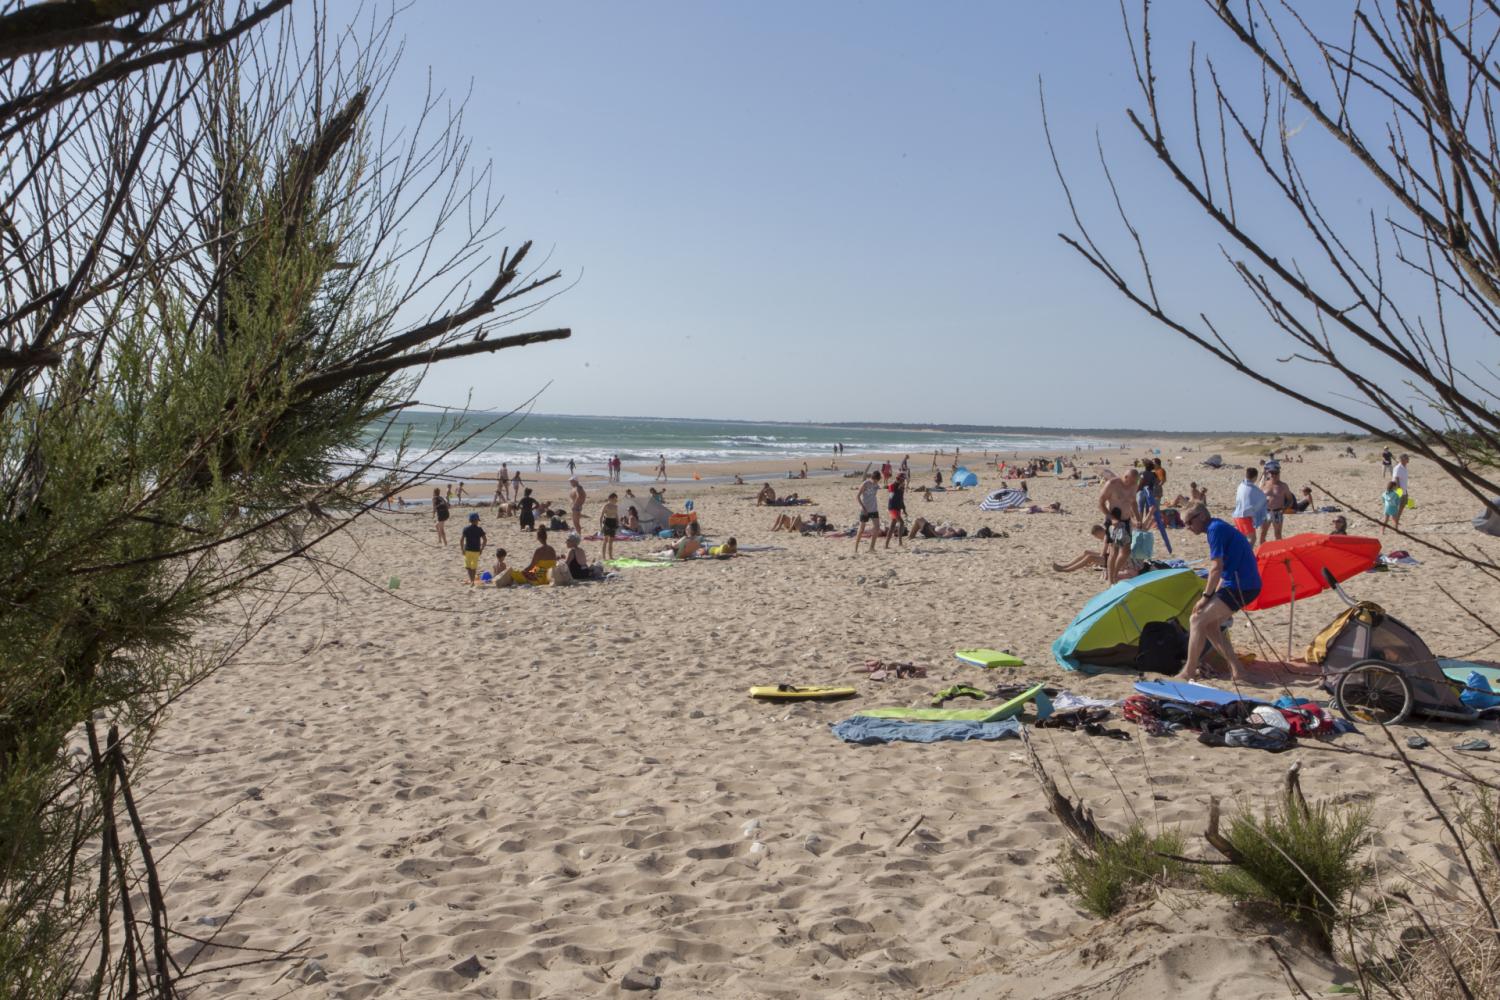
[955,648,1025,668]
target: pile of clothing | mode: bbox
[1121,694,1352,752]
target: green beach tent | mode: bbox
[1052,568,1205,672]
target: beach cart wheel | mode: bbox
[1335,660,1414,726]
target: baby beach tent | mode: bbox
[1052,569,1205,672]
[951,467,979,488]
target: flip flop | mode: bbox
[1455,738,1491,752]
[1405,735,1430,750]
[892,663,927,680]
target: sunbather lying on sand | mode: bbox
[771,512,831,533]
[1026,502,1063,514]
[909,517,966,539]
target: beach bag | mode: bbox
[1134,620,1189,674]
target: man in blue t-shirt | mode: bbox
[1180,503,1262,682]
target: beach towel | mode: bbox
[604,558,673,569]
[979,488,1028,511]
[830,717,1023,745]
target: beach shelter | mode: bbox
[1246,532,1381,662]
[952,467,979,488]
[1475,498,1500,537]
[980,488,1028,511]
[1244,534,1382,612]
[1052,569,1205,672]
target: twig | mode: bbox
[894,814,926,849]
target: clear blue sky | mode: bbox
[369,1,1470,433]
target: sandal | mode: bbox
[892,662,927,680]
[1455,738,1491,752]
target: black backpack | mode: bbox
[1135,619,1189,674]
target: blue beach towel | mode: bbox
[830,717,1023,745]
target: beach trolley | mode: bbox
[1307,570,1477,726]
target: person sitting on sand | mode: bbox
[506,526,558,585]
[491,547,510,581]
[623,506,641,533]
[672,522,704,559]
[733,474,745,485]
[756,482,777,505]
[1053,526,1110,573]
[551,533,596,585]
[1330,514,1349,535]
[1292,486,1314,513]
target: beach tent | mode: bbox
[639,493,673,534]
[1052,569,1205,672]
[1475,498,1500,537]
[1201,454,1224,468]
[952,467,979,488]
[980,488,1028,511]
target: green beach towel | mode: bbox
[604,558,673,569]
[856,683,1050,723]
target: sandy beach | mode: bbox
[140,439,1499,998]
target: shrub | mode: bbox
[1204,796,1371,949]
[1059,825,1187,917]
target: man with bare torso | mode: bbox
[1098,469,1141,583]
[1258,461,1295,543]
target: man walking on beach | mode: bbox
[1393,453,1410,497]
[460,513,487,587]
[1180,503,1261,683]
[1381,447,1393,480]
[855,471,880,555]
[1097,469,1140,583]
[1232,467,1267,542]
[498,463,510,502]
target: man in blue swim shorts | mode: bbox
[1180,503,1261,682]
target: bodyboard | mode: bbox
[1134,680,1267,705]
[1440,659,1500,688]
[955,648,1025,669]
[750,685,856,700]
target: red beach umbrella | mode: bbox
[1245,533,1382,612]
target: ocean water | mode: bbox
[365,410,1113,479]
